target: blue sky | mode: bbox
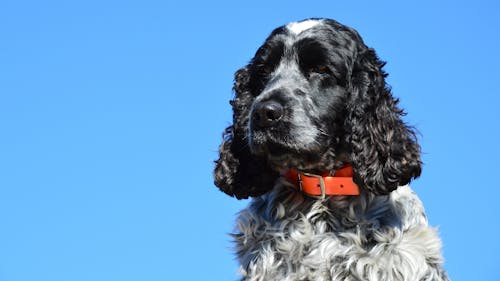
[0,0,499,280]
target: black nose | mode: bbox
[253,101,284,127]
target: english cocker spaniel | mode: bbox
[214,18,449,281]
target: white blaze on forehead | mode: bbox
[286,20,320,35]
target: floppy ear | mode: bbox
[346,48,422,195]
[213,67,279,199]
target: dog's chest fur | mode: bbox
[234,183,447,281]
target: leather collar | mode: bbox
[283,165,360,199]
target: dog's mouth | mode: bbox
[249,130,336,172]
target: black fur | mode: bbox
[214,18,421,198]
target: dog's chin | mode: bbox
[249,135,335,173]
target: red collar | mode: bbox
[284,165,360,198]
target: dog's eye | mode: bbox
[309,65,331,75]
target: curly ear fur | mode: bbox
[347,49,422,195]
[214,67,279,199]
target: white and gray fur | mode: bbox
[234,182,447,281]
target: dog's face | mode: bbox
[247,19,356,172]
[215,19,422,199]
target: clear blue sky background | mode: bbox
[1,1,499,280]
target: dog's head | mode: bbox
[214,18,421,199]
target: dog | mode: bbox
[214,18,449,281]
